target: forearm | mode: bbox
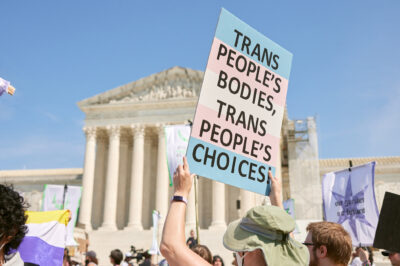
[161,157,211,266]
[161,200,210,266]
[161,200,187,250]
[268,170,284,209]
[270,195,283,209]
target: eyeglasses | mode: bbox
[302,242,314,246]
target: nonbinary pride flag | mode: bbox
[18,210,69,266]
[322,162,379,246]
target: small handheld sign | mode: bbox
[186,8,293,195]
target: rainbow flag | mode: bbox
[18,210,69,266]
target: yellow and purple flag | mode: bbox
[18,210,70,266]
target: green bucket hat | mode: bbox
[223,205,309,266]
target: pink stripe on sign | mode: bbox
[191,103,279,166]
[206,38,288,108]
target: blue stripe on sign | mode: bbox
[215,8,293,80]
[186,137,273,196]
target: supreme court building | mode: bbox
[1,66,400,264]
[75,66,321,232]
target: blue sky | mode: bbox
[1,1,399,170]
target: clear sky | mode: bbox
[1,1,399,170]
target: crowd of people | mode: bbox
[159,157,400,266]
[0,157,399,265]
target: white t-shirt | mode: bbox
[351,257,363,266]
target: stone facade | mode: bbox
[76,66,269,231]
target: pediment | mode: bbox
[78,66,203,107]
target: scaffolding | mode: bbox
[287,119,309,143]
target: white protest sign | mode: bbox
[283,198,300,234]
[186,8,292,195]
[149,210,161,255]
[322,162,379,246]
[42,184,82,246]
[165,124,191,185]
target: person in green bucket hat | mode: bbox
[160,157,309,266]
[223,205,309,266]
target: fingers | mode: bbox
[268,170,273,180]
[268,170,276,185]
[183,156,189,171]
[268,169,280,184]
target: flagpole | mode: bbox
[62,184,68,209]
[194,175,200,244]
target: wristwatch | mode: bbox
[171,195,188,204]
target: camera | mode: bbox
[129,245,149,264]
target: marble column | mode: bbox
[99,125,120,231]
[78,126,97,231]
[125,124,145,230]
[240,189,255,216]
[92,134,107,229]
[209,181,226,229]
[155,124,169,221]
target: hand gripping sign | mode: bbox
[186,8,292,195]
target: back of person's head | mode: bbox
[110,249,123,265]
[213,255,225,266]
[86,250,98,264]
[191,244,212,264]
[0,184,28,254]
[306,221,352,265]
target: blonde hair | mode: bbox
[191,244,213,263]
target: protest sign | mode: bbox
[373,192,400,253]
[149,210,162,255]
[165,124,191,186]
[42,184,82,246]
[283,198,299,233]
[322,162,379,246]
[186,8,292,195]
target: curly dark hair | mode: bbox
[0,184,28,254]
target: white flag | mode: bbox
[322,162,379,246]
[165,124,191,184]
[149,210,161,255]
[63,186,82,246]
[0,77,10,96]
